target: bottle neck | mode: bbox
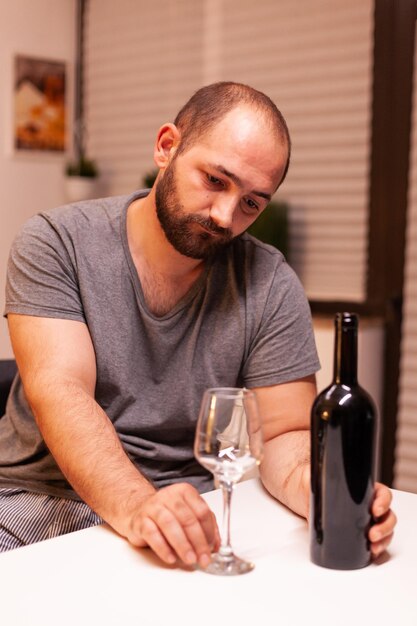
[333,314,358,385]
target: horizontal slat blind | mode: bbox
[394,23,417,494]
[84,0,205,195]
[84,0,373,301]
[220,0,373,300]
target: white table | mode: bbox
[0,478,416,626]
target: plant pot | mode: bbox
[64,176,99,203]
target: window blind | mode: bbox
[84,0,205,195]
[84,0,373,301]
[394,23,417,494]
[220,0,373,300]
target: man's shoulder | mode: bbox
[224,232,303,297]
[231,232,287,270]
[16,190,148,248]
[238,232,285,255]
[38,191,142,230]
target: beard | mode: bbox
[155,159,233,260]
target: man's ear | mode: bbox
[154,123,181,168]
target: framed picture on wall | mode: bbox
[13,54,67,153]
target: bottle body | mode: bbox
[310,313,377,570]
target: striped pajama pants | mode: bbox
[0,488,102,552]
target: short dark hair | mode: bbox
[173,81,291,186]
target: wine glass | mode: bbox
[194,387,263,575]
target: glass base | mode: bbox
[202,552,255,576]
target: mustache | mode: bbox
[187,215,232,238]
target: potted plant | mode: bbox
[247,200,289,258]
[64,154,99,203]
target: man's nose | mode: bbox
[209,198,236,230]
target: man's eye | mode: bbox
[207,175,223,186]
[244,198,259,211]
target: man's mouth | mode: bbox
[198,223,221,237]
[191,217,230,238]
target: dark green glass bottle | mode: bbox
[310,312,377,569]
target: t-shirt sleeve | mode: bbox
[4,213,86,322]
[242,260,320,388]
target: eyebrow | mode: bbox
[212,164,272,202]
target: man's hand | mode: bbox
[8,315,219,569]
[126,483,220,567]
[301,469,397,559]
[302,467,396,559]
[369,482,397,558]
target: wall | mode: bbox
[0,0,76,357]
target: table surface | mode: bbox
[0,478,416,626]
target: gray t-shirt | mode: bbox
[0,190,320,499]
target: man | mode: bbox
[0,82,395,565]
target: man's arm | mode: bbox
[255,375,396,557]
[8,314,218,567]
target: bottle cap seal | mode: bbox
[335,312,358,328]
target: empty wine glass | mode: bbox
[194,387,263,575]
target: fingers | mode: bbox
[372,481,392,518]
[128,483,219,568]
[138,516,178,564]
[369,509,397,557]
[368,482,397,558]
[182,487,221,554]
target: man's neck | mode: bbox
[127,189,204,279]
[126,189,205,316]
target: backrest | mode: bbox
[0,359,17,417]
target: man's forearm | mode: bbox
[259,429,310,519]
[27,375,156,538]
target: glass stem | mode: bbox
[219,481,234,558]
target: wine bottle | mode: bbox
[310,312,377,570]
